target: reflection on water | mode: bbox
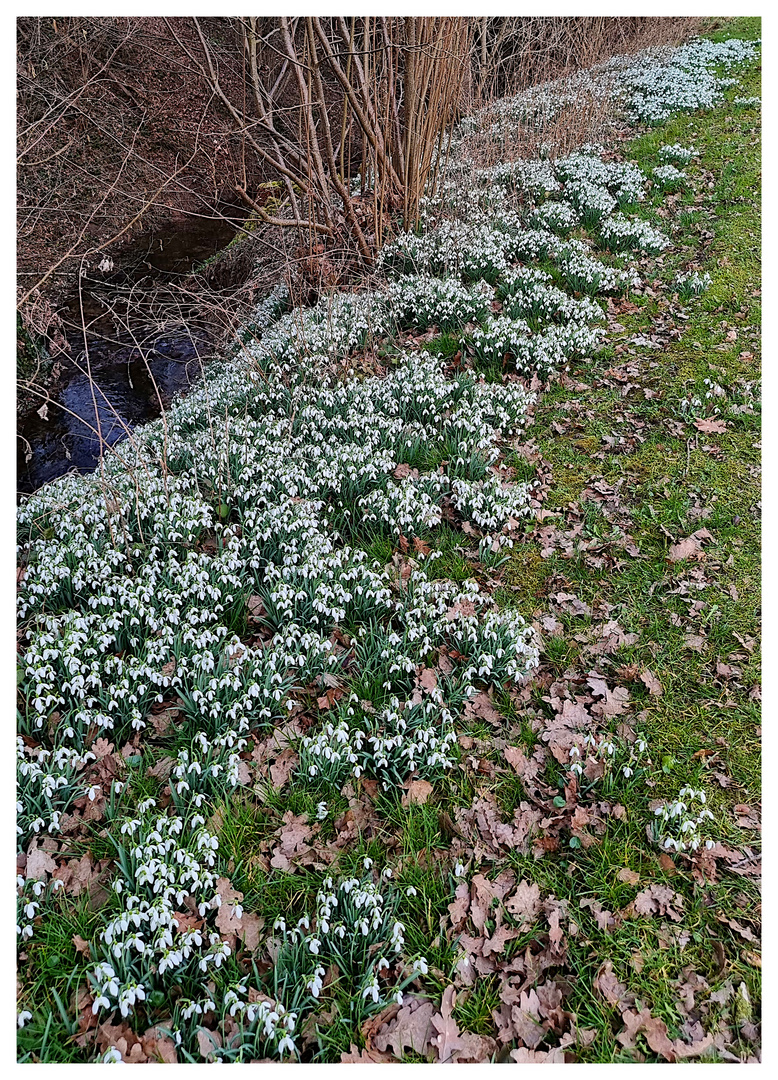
[18,334,207,493]
[18,211,243,494]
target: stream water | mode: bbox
[17,214,241,494]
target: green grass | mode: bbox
[482,23,761,1058]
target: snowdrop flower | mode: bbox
[277,1035,296,1057]
[17,1011,32,1028]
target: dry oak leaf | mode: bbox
[418,667,438,692]
[270,812,315,871]
[317,686,344,710]
[445,599,477,621]
[269,747,298,790]
[341,1045,396,1063]
[482,924,519,957]
[214,878,243,932]
[72,934,91,956]
[361,1000,401,1052]
[580,897,616,933]
[151,707,180,736]
[734,804,760,830]
[668,529,713,562]
[25,844,58,882]
[617,1008,676,1061]
[510,1010,547,1050]
[510,1047,565,1063]
[639,669,663,697]
[402,778,434,807]
[451,1033,497,1063]
[587,620,640,656]
[594,960,635,1010]
[634,884,684,922]
[592,685,631,718]
[538,614,564,636]
[142,1026,179,1064]
[504,745,544,783]
[214,880,265,950]
[716,913,758,943]
[470,871,515,932]
[535,979,567,1033]
[693,417,729,434]
[618,868,640,886]
[374,997,436,1058]
[90,738,115,759]
[197,1026,223,1061]
[430,986,466,1063]
[544,898,568,953]
[463,691,502,727]
[505,880,542,929]
[553,592,592,617]
[147,755,175,782]
[94,1020,148,1062]
[447,881,470,933]
[66,858,110,910]
[673,1033,714,1060]
[247,594,266,620]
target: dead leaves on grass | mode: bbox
[667,527,714,563]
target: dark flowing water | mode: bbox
[18,214,241,494]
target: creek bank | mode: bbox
[17,211,244,494]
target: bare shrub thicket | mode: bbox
[17,16,703,366]
[470,16,702,103]
[166,17,471,262]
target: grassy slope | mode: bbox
[490,18,762,1060]
[18,19,761,1064]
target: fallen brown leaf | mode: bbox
[374,997,435,1058]
[668,529,714,562]
[639,669,663,696]
[402,778,434,807]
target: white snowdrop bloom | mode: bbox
[277,1035,296,1057]
[17,1011,33,1028]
